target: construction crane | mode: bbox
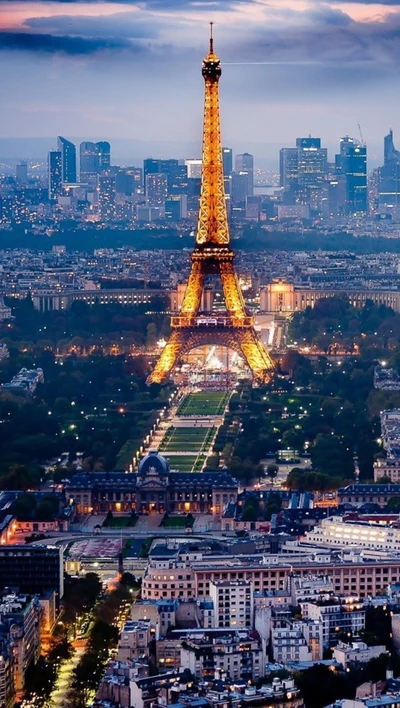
[358,123,365,147]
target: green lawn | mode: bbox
[166,455,206,472]
[160,426,216,455]
[103,515,137,528]
[177,391,229,417]
[161,516,194,528]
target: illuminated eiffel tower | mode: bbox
[148,27,274,384]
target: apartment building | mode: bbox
[118,620,153,662]
[303,517,400,553]
[209,580,253,628]
[301,597,365,648]
[0,594,41,694]
[332,641,388,668]
[142,546,400,601]
[142,561,195,600]
[374,457,400,482]
[180,628,265,682]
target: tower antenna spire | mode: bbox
[209,21,214,53]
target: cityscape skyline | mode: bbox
[1,1,400,149]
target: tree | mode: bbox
[241,496,260,521]
[266,463,278,483]
[146,323,158,349]
[12,493,36,520]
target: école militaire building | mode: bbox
[66,450,238,516]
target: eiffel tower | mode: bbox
[148,27,274,384]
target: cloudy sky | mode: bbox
[1,0,400,163]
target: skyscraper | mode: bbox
[296,137,327,189]
[336,136,367,214]
[57,136,76,184]
[279,148,298,189]
[16,162,28,184]
[222,147,233,197]
[96,141,111,170]
[379,130,400,210]
[222,148,233,176]
[235,153,254,195]
[146,173,168,206]
[48,150,62,200]
[80,142,99,182]
[98,174,116,220]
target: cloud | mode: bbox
[25,12,158,39]
[0,31,135,53]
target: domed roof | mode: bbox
[138,449,169,477]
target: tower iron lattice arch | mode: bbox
[148,27,274,384]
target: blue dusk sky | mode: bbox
[1,0,400,163]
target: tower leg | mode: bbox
[219,261,247,318]
[237,329,274,384]
[147,330,185,384]
[180,261,205,315]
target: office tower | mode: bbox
[146,173,168,206]
[379,130,400,210]
[296,137,327,189]
[279,148,298,189]
[48,150,62,200]
[336,136,367,214]
[222,147,233,176]
[143,158,160,183]
[235,153,254,195]
[167,164,188,195]
[222,147,233,197]
[0,545,63,597]
[57,136,77,183]
[80,141,99,182]
[98,174,116,220]
[96,141,111,170]
[231,172,248,205]
[165,195,188,220]
[15,162,27,183]
[185,159,202,179]
[116,167,142,196]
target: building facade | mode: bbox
[67,451,238,516]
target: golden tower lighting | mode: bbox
[148,26,274,385]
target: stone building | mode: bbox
[67,450,238,516]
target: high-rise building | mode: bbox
[296,137,327,189]
[165,195,188,220]
[96,141,111,170]
[235,153,254,195]
[48,150,62,200]
[0,545,63,597]
[222,147,233,197]
[98,174,116,220]
[279,148,298,189]
[57,136,77,183]
[336,136,367,214]
[143,158,160,182]
[116,167,142,196]
[15,162,28,184]
[80,141,99,182]
[222,147,233,176]
[379,130,400,210]
[146,173,168,206]
[231,172,248,205]
[185,159,202,179]
[167,164,188,195]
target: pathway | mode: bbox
[49,641,86,707]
